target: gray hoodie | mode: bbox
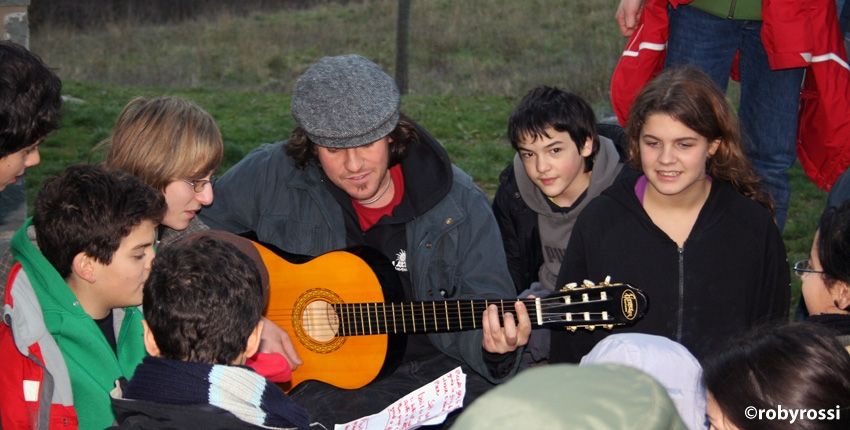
[513,135,622,292]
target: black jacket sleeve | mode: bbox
[755,220,791,323]
[493,164,537,295]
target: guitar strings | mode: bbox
[263,296,614,318]
[265,307,614,325]
[266,312,616,336]
[264,295,620,334]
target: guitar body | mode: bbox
[254,242,405,391]
[249,240,648,391]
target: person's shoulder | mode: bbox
[710,180,778,235]
[497,160,516,187]
[572,173,639,231]
[578,192,622,221]
[714,180,774,219]
[449,164,479,190]
[439,165,493,218]
[240,141,290,166]
[589,167,639,211]
[111,398,266,430]
[827,166,850,208]
[494,160,520,201]
[219,141,304,186]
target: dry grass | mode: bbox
[32,0,622,109]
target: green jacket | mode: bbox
[689,0,761,20]
[11,219,146,429]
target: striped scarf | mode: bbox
[124,356,310,429]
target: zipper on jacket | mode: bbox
[676,246,685,342]
[727,0,738,19]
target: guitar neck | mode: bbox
[333,297,611,336]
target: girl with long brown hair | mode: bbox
[551,66,790,363]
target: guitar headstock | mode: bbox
[534,277,647,332]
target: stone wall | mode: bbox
[0,1,30,245]
[0,0,29,47]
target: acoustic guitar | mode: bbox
[252,241,647,391]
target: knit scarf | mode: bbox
[124,356,310,429]
[11,218,146,429]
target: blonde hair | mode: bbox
[103,96,223,190]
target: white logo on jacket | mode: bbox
[392,249,408,272]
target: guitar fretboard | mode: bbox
[332,296,615,336]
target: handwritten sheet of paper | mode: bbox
[334,366,467,430]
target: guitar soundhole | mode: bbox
[303,300,340,342]
[292,288,346,354]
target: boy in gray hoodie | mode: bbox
[492,86,624,365]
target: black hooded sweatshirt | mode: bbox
[551,169,790,362]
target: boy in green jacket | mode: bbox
[0,164,166,429]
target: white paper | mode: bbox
[334,366,467,430]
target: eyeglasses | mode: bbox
[793,259,825,277]
[182,178,213,193]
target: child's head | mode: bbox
[142,234,265,365]
[581,333,706,430]
[33,165,166,311]
[800,201,850,314]
[703,323,850,430]
[103,96,223,231]
[626,66,772,211]
[507,86,599,205]
[0,41,62,191]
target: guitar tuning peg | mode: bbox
[585,325,596,332]
[566,326,577,332]
[601,275,612,286]
[560,282,578,291]
[604,324,614,330]
[582,279,595,288]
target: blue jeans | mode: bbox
[665,5,804,231]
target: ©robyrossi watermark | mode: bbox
[744,405,843,424]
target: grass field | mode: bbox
[29,0,826,310]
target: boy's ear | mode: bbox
[71,252,97,283]
[244,319,265,359]
[580,137,593,157]
[142,320,161,357]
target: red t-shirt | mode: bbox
[352,165,405,231]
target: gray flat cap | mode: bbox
[292,54,400,148]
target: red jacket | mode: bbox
[0,264,79,430]
[610,0,850,190]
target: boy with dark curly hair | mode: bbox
[110,234,309,429]
[0,40,61,192]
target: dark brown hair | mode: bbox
[704,322,850,430]
[507,85,599,172]
[0,41,62,158]
[143,235,264,364]
[817,201,850,299]
[285,113,419,168]
[34,165,166,278]
[626,66,774,214]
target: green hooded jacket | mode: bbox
[11,219,146,429]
